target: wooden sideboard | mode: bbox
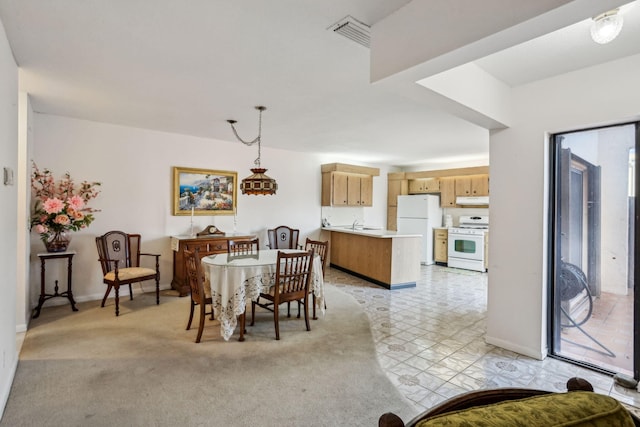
[170,231,256,296]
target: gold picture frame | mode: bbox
[172,166,237,216]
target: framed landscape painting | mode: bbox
[172,167,237,215]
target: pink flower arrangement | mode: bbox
[30,162,101,243]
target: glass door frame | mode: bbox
[547,121,640,380]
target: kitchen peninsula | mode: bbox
[324,227,421,289]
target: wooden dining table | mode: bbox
[201,249,325,341]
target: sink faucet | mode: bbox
[352,219,361,230]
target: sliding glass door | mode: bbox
[550,122,638,380]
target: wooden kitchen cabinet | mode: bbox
[387,178,406,207]
[408,178,440,194]
[355,175,373,206]
[322,171,374,206]
[434,228,448,264]
[386,173,408,231]
[471,174,489,196]
[439,177,456,207]
[331,173,348,205]
[387,206,397,230]
[456,174,489,196]
[455,176,472,196]
[170,231,256,296]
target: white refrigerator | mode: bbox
[396,195,442,265]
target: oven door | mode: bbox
[448,233,484,261]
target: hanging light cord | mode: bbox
[227,106,265,167]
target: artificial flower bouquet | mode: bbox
[30,162,101,249]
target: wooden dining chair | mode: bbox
[250,249,314,340]
[228,237,260,255]
[95,230,160,316]
[267,225,301,249]
[304,238,328,319]
[183,248,214,343]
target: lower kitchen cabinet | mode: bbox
[434,228,448,265]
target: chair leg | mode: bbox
[304,295,311,332]
[209,304,215,320]
[238,312,246,342]
[155,276,160,305]
[195,302,205,343]
[312,294,317,320]
[128,284,133,300]
[250,301,256,326]
[287,301,291,318]
[186,300,195,330]
[101,284,112,307]
[274,303,280,340]
[297,301,301,318]
[115,286,120,316]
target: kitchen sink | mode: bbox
[343,226,382,231]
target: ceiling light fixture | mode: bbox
[590,8,623,44]
[227,106,278,196]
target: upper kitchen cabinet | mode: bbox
[387,172,408,230]
[455,174,489,196]
[439,177,456,207]
[321,163,380,207]
[387,173,408,206]
[408,178,440,194]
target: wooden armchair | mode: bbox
[304,238,328,319]
[95,231,160,316]
[250,249,314,340]
[183,248,214,343]
[267,225,301,249]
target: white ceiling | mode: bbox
[0,0,638,167]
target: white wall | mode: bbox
[0,16,18,419]
[16,92,32,332]
[29,114,391,304]
[487,53,640,359]
[597,127,635,295]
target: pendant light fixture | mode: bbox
[227,106,278,196]
[590,8,623,44]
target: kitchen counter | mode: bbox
[322,226,421,238]
[324,227,421,289]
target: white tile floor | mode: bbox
[326,264,640,413]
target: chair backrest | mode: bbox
[228,237,260,255]
[95,231,141,274]
[273,249,314,303]
[183,248,206,305]
[304,238,328,275]
[267,225,300,249]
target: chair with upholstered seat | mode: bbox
[183,248,214,343]
[267,225,301,249]
[250,249,314,340]
[95,231,160,316]
[228,237,260,256]
[304,238,328,319]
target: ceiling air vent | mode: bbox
[328,15,370,48]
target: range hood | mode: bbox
[456,196,489,206]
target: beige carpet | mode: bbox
[1,285,416,426]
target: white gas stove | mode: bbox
[448,216,489,272]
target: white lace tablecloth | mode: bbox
[201,249,325,341]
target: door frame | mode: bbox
[548,121,639,380]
